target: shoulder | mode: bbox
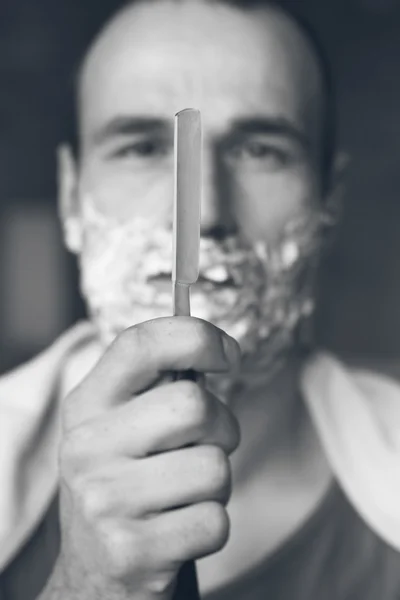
[0,321,94,414]
[0,321,94,573]
[300,350,400,553]
[302,352,400,447]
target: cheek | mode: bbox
[79,162,174,222]
[231,169,319,243]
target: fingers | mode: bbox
[62,380,240,468]
[90,502,230,585]
[131,381,240,455]
[64,317,240,429]
[132,445,232,512]
[76,445,232,520]
[91,317,239,396]
[147,502,230,564]
[58,317,241,595]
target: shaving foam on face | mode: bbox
[78,195,328,395]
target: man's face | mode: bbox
[65,0,325,243]
[59,0,332,366]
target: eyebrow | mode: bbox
[90,114,310,152]
[229,117,310,150]
[91,116,170,147]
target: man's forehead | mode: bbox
[79,0,323,139]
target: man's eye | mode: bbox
[112,139,169,159]
[228,140,290,170]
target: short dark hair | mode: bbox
[66,0,336,182]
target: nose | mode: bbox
[200,149,237,239]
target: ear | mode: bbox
[57,144,83,254]
[321,151,350,243]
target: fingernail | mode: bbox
[221,333,241,368]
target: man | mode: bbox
[2,0,400,599]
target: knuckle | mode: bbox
[191,319,214,353]
[176,319,215,363]
[205,447,231,495]
[80,482,109,522]
[201,502,230,552]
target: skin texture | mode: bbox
[48,1,341,598]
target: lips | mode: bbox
[148,271,237,288]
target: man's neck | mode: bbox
[197,355,333,594]
[226,354,326,486]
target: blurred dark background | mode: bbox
[1,0,400,373]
